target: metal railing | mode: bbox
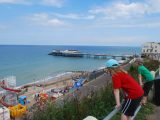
[102,105,142,120]
[102,65,160,120]
[155,65,160,77]
[103,108,119,120]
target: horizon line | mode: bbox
[0,44,141,47]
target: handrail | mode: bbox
[102,105,141,120]
[155,65,160,76]
[131,105,141,120]
[103,108,119,120]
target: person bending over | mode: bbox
[105,59,144,120]
[134,58,154,105]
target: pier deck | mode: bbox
[49,50,134,59]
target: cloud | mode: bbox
[53,13,95,20]
[68,35,150,46]
[89,0,160,19]
[89,2,146,19]
[86,0,160,29]
[27,13,66,27]
[0,0,65,7]
[40,0,64,7]
[0,0,28,4]
[25,12,95,29]
[97,36,150,46]
[146,0,160,13]
[119,22,160,28]
[106,21,160,28]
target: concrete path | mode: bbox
[147,106,160,120]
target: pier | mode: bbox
[48,50,134,59]
[82,53,133,59]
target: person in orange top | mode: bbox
[105,59,144,120]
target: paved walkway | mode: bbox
[147,106,160,120]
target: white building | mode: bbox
[141,42,160,61]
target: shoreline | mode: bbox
[21,71,84,106]
[0,70,87,109]
[15,72,74,88]
[0,71,84,97]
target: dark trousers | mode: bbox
[143,81,154,97]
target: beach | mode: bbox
[0,71,86,107]
[22,72,82,104]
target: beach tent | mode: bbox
[18,96,27,105]
[72,77,87,89]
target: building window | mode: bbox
[155,46,157,48]
[144,46,149,48]
[155,50,157,52]
[143,50,145,53]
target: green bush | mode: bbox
[27,84,154,120]
[29,85,116,120]
[128,59,160,80]
[111,102,154,120]
[135,102,154,120]
[143,59,160,71]
[27,59,158,120]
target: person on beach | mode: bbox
[105,59,144,120]
[134,58,154,105]
[34,93,39,102]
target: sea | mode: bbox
[0,45,140,86]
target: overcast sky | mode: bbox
[0,0,160,46]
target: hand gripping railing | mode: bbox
[103,105,141,120]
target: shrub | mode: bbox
[27,85,115,120]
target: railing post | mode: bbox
[159,65,160,76]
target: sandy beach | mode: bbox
[19,71,86,107]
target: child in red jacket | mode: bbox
[105,59,144,120]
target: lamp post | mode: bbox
[34,78,35,90]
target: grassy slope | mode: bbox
[28,59,159,120]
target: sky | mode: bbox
[0,0,160,46]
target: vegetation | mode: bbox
[27,84,155,120]
[25,59,159,120]
[128,64,138,80]
[135,102,154,120]
[128,59,160,80]
[111,102,154,120]
[26,85,116,120]
[143,59,160,71]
